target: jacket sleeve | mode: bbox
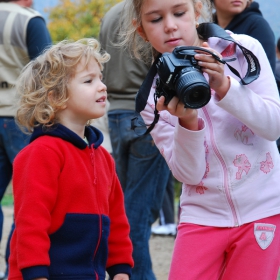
[27,17,52,60]
[140,86,207,185]
[106,159,133,278]
[216,34,280,141]
[12,143,62,279]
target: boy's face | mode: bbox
[60,58,107,126]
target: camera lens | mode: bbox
[175,69,211,109]
[190,90,202,102]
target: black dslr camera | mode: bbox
[155,46,224,109]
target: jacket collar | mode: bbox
[30,123,104,150]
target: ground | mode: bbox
[149,234,174,280]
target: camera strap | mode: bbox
[197,23,260,85]
[132,22,261,135]
[131,55,160,135]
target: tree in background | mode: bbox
[47,0,121,42]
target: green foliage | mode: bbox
[2,182,13,206]
[174,179,182,199]
[2,193,13,206]
[47,0,122,42]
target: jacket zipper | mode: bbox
[93,214,102,280]
[89,145,102,279]
[202,107,239,226]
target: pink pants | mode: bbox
[169,215,280,280]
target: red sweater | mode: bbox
[9,124,133,280]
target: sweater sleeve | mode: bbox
[216,35,280,141]
[106,159,133,278]
[140,87,207,185]
[12,143,63,279]
[26,17,52,60]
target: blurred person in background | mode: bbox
[276,38,280,92]
[0,0,51,278]
[276,37,280,152]
[211,0,276,72]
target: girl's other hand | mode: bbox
[195,42,230,100]
[156,96,198,131]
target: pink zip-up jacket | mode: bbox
[141,33,280,227]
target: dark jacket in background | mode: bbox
[276,60,280,150]
[213,1,276,72]
[276,60,280,92]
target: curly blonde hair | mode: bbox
[16,38,110,133]
[119,0,212,63]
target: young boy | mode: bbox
[8,38,133,280]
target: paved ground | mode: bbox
[149,234,174,280]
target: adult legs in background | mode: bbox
[0,118,29,279]
[4,222,14,277]
[109,111,170,280]
[0,137,12,243]
[152,173,176,236]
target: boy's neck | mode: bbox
[58,121,86,139]
[56,111,87,139]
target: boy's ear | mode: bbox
[133,19,147,41]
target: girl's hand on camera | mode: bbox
[195,42,230,100]
[156,96,198,130]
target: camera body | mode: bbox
[155,46,213,109]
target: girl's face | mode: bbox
[137,0,202,54]
[213,0,249,17]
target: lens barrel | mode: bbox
[175,69,211,108]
